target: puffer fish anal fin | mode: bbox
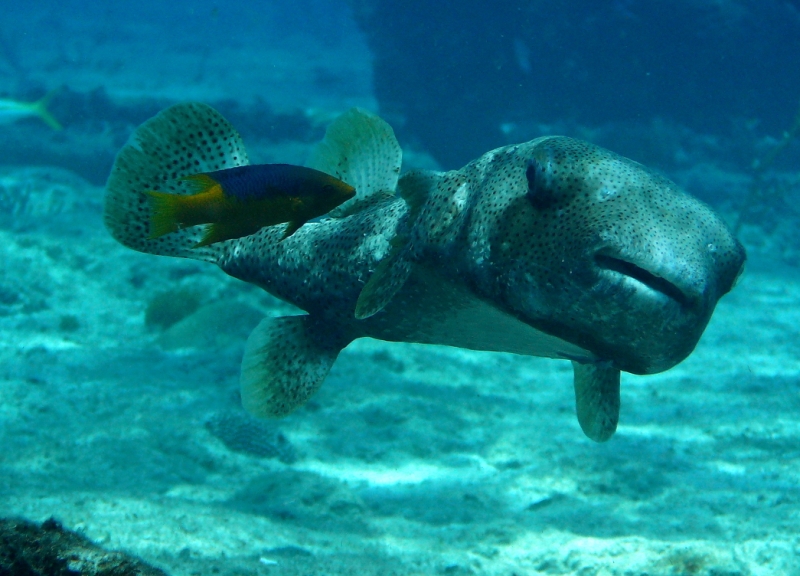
[240,315,349,418]
[105,102,249,261]
[572,361,620,442]
[354,170,440,319]
[306,108,401,217]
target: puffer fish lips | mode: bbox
[495,137,746,375]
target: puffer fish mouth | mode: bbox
[594,251,693,308]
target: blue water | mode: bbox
[1,1,799,574]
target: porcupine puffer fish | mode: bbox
[104,103,746,442]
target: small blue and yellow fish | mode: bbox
[146,164,355,247]
[0,90,62,130]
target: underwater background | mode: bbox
[1,0,800,574]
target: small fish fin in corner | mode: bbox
[32,88,62,130]
[572,360,620,442]
[240,315,350,418]
[306,107,402,216]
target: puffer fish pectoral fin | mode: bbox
[353,170,439,319]
[572,360,620,442]
[306,108,402,216]
[354,243,413,319]
[397,169,440,220]
[240,315,349,418]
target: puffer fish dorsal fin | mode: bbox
[240,315,349,418]
[306,108,401,217]
[572,361,620,442]
[104,102,249,261]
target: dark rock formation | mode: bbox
[0,517,167,576]
[350,0,800,169]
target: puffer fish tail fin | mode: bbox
[306,107,402,217]
[32,89,62,130]
[240,315,350,418]
[354,170,440,319]
[104,102,249,262]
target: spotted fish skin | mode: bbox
[220,136,744,376]
[409,137,746,376]
[105,103,745,442]
[218,198,407,324]
[216,134,744,444]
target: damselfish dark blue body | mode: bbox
[207,164,336,201]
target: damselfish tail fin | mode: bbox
[145,190,183,239]
[104,102,249,262]
[32,90,62,130]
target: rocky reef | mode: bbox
[0,518,166,576]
